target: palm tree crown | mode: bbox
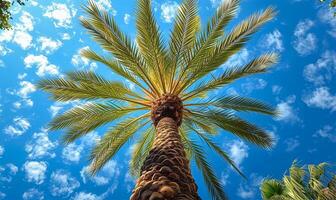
[38,0,278,199]
[261,161,336,200]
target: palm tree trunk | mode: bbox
[130,117,201,200]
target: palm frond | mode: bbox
[184,114,219,135]
[130,127,155,177]
[89,114,150,174]
[168,0,200,90]
[172,0,239,94]
[182,53,278,100]
[184,122,245,178]
[37,76,150,106]
[49,102,137,130]
[136,0,167,93]
[185,95,277,116]
[176,7,276,94]
[182,135,228,200]
[189,109,273,148]
[81,0,159,96]
[260,179,286,200]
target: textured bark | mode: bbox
[130,117,201,200]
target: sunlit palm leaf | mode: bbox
[182,135,228,200]
[130,127,155,176]
[182,53,278,99]
[260,179,286,200]
[185,95,277,116]
[168,0,200,90]
[190,109,273,148]
[136,0,167,93]
[173,0,239,94]
[90,114,150,174]
[184,122,245,178]
[81,1,159,95]
[177,7,276,93]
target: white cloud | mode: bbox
[50,170,80,197]
[49,104,63,117]
[241,78,267,94]
[18,73,27,80]
[16,11,34,31]
[7,164,18,175]
[228,140,248,168]
[17,81,36,98]
[124,14,131,24]
[95,0,117,15]
[261,29,284,52]
[62,131,100,164]
[161,1,179,23]
[24,54,60,77]
[268,130,279,147]
[224,48,249,68]
[0,146,4,158]
[314,125,336,142]
[72,192,99,200]
[210,0,229,7]
[72,47,97,70]
[0,163,18,183]
[0,12,34,50]
[81,160,120,186]
[284,137,300,152]
[12,81,35,109]
[293,19,317,56]
[43,3,75,28]
[318,8,336,38]
[303,51,336,85]
[22,189,44,200]
[62,144,83,163]
[237,185,255,199]
[37,37,62,54]
[61,33,71,40]
[4,117,30,136]
[303,87,336,111]
[23,161,47,184]
[237,174,263,199]
[0,29,14,43]
[13,31,33,50]
[25,130,58,159]
[275,96,300,123]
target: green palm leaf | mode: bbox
[190,109,273,148]
[185,95,278,116]
[89,114,150,174]
[261,179,286,200]
[182,53,278,99]
[168,0,200,90]
[136,0,167,93]
[184,122,245,178]
[130,127,155,176]
[182,134,228,200]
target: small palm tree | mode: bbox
[39,0,278,199]
[261,161,336,200]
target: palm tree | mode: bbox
[38,0,278,199]
[261,161,336,200]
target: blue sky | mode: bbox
[0,0,336,199]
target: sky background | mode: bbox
[1,0,336,199]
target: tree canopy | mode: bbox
[0,0,27,30]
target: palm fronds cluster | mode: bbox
[261,161,336,200]
[38,0,278,199]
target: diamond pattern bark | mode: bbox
[130,117,201,200]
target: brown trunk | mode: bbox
[130,117,201,200]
